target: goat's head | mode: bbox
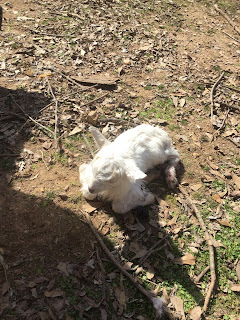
[86,155,125,194]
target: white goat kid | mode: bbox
[79,124,180,214]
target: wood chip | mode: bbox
[72,75,119,85]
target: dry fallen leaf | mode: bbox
[173,253,196,265]
[81,201,103,213]
[190,183,203,191]
[212,194,222,204]
[87,110,99,125]
[123,262,133,270]
[170,296,186,319]
[115,287,127,307]
[218,219,231,227]
[69,126,82,136]
[230,284,240,292]
[232,173,240,190]
[172,96,178,107]
[44,289,64,298]
[57,262,69,276]
[189,306,202,320]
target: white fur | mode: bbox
[79,124,180,214]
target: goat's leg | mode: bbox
[89,126,110,148]
[143,169,162,184]
[165,165,178,189]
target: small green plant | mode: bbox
[35,266,43,275]
[212,179,225,192]
[45,190,56,200]
[200,135,209,143]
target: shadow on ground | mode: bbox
[0,86,203,319]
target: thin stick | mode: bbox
[47,79,58,142]
[0,153,21,157]
[138,235,168,265]
[222,30,240,43]
[10,95,54,137]
[80,92,109,108]
[214,4,240,35]
[96,246,107,304]
[212,108,230,141]
[180,186,216,313]
[210,72,225,123]
[80,210,169,318]
[195,266,210,283]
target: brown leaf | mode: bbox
[69,126,82,136]
[123,262,133,270]
[144,263,155,280]
[1,282,9,295]
[230,284,240,292]
[100,308,108,320]
[81,201,103,213]
[219,219,231,227]
[212,194,222,204]
[87,110,99,126]
[133,249,148,259]
[42,141,52,150]
[189,306,202,320]
[232,173,240,189]
[172,96,178,107]
[173,253,196,265]
[164,248,175,261]
[170,296,186,319]
[207,160,219,170]
[31,288,38,298]
[115,287,127,307]
[57,262,69,276]
[129,241,141,254]
[190,183,203,191]
[44,289,64,298]
[180,98,186,107]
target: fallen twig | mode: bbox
[222,30,240,43]
[10,94,55,137]
[195,266,210,283]
[212,108,230,141]
[138,235,168,265]
[214,4,240,35]
[47,79,59,144]
[96,246,107,305]
[80,210,170,319]
[179,186,216,314]
[80,92,109,108]
[0,153,21,157]
[210,72,225,123]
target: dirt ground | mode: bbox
[0,0,240,319]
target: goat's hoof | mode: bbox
[166,177,178,189]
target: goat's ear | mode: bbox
[89,126,110,148]
[126,167,147,182]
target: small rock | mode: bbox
[87,110,98,125]
[59,193,68,201]
[123,58,131,65]
[64,185,70,192]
